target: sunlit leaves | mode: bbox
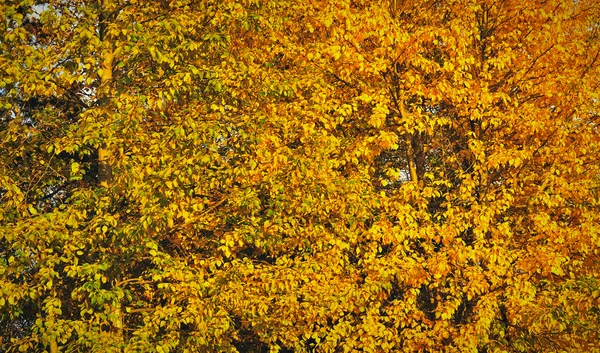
[2,0,600,352]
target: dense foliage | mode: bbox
[1,0,600,352]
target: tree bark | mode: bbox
[98,147,112,185]
[97,7,114,186]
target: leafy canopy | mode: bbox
[1,0,600,352]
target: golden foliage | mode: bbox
[1,0,599,352]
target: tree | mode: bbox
[1,0,599,352]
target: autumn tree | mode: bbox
[1,0,599,352]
